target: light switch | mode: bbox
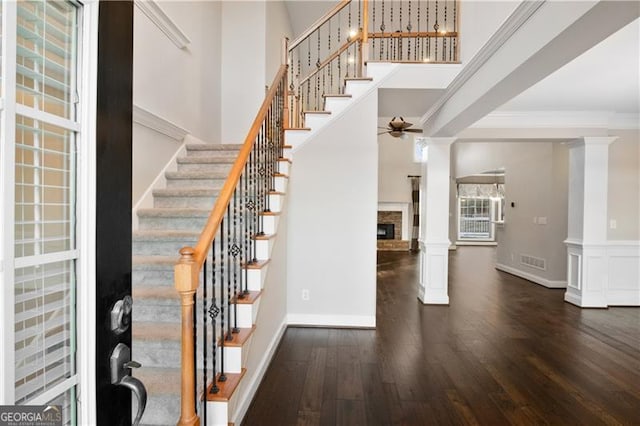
[610,219,617,229]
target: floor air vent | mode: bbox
[520,254,546,271]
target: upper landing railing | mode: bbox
[287,0,460,127]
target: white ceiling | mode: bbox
[285,3,640,120]
[378,89,444,117]
[497,18,640,114]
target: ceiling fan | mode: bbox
[378,117,423,138]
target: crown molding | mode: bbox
[420,0,546,125]
[470,111,640,130]
[135,0,190,49]
[133,104,188,141]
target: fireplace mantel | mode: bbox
[378,202,410,240]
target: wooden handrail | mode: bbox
[190,64,288,267]
[298,37,359,87]
[367,31,460,39]
[288,0,351,51]
[174,64,287,426]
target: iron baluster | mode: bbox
[226,204,234,339]
[208,240,220,394]
[231,188,240,333]
[218,216,227,383]
[202,259,209,417]
[192,291,197,412]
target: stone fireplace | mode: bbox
[377,202,411,251]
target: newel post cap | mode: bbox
[175,246,198,293]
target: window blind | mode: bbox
[11,2,79,420]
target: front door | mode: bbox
[1,1,138,425]
[94,2,136,425]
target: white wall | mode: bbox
[458,0,520,63]
[221,1,292,144]
[266,1,292,84]
[221,2,267,143]
[378,117,422,203]
[133,1,222,204]
[453,141,569,286]
[608,129,640,240]
[287,90,378,327]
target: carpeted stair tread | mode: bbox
[133,367,182,396]
[185,143,242,151]
[165,170,230,179]
[137,208,211,217]
[133,230,201,240]
[152,188,221,197]
[177,156,236,164]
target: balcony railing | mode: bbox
[287,0,460,127]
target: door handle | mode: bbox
[110,343,147,426]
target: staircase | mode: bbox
[131,143,239,425]
[130,62,394,424]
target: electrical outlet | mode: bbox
[302,289,310,301]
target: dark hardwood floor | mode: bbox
[242,247,640,425]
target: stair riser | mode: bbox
[324,97,351,115]
[269,193,283,213]
[207,401,229,426]
[345,80,371,97]
[262,215,278,235]
[284,130,307,149]
[138,216,209,231]
[133,239,198,256]
[235,300,259,328]
[246,267,266,292]
[154,195,217,209]
[165,178,226,189]
[274,176,288,193]
[177,163,234,173]
[304,114,330,130]
[133,299,181,323]
[255,239,272,260]
[278,161,290,176]
[132,269,174,284]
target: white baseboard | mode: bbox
[287,314,376,328]
[232,317,288,424]
[456,241,498,246]
[495,263,567,289]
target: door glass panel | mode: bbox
[15,115,75,257]
[9,3,80,424]
[16,0,77,119]
[14,259,76,404]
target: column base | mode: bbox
[418,242,450,305]
[565,240,609,308]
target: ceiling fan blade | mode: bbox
[399,121,414,130]
[378,126,392,130]
[378,131,392,135]
[405,128,423,133]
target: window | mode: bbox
[2,1,82,423]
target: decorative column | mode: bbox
[564,137,616,308]
[418,138,455,304]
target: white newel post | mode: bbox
[418,138,455,304]
[564,137,616,308]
